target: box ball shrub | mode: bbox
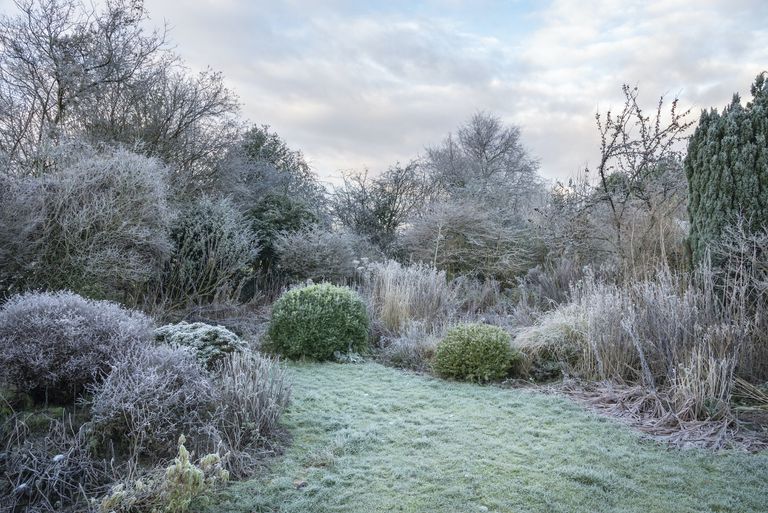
[433,323,518,382]
[155,321,249,369]
[0,291,152,404]
[266,283,369,360]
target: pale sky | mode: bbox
[2,0,767,184]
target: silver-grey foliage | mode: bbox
[87,345,218,460]
[0,144,172,300]
[0,290,153,404]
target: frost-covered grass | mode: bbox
[203,362,768,513]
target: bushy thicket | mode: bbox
[157,196,258,310]
[0,146,171,300]
[266,284,369,360]
[274,228,377,284]
[154,321,248,369]
[87,345,218,459]
[0,291,152,404]
[433,323,518,383]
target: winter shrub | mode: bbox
[266,283,369,360]
[87,345,217,459]
[159,196,257,309]
[274,227,376,283]
[0,291,152,404]
[212,352,291,478]
[1,412,113,513]
[378,321,440,372]
[433,323,518,382]
[361,260,455,337]
[154,321,248,369]
[0,146,171,300]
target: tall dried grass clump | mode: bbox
[362,260,455,337]
[212,352,291,478]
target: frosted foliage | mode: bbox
[0,291,152,403]
[155,321,249,368]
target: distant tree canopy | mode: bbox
[425,111,543,217]
[685,73,768,263]
[331,161,430,251]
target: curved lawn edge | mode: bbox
[202,362,768,513]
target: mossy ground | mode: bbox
[202,362,768,513]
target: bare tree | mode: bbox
[0,0,239,192]
[588,85,693,266]
[426,111,543,215]
[332,161,431,250]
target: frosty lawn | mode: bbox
[203,362,768,513]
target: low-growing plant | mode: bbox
[98,435,229,513]
[87,345,217,460]
[155,321,249,369]
[433,323,518,383]
[0,291,152,404]
[513,303,586,381]
[266,283,369,360]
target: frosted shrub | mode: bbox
[274,227,374,283]
[362,260,455,336]
[87,346,217,459]
[155,321,248,369]
[159,196,257,309]
[0,291,152,404]
[512,303,587,381]
[434,323,518,383]
[266,283,369,360]
[0,146,172,300]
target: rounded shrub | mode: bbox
[155,321,248,369]
[266,283,369,360]
[87,345,217,458]
[433,323,518,382]
[0,291,152,404]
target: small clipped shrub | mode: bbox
[433,323,518,383]
[266,283,369,360]
[155,321,248,369]
[0,291,152,404]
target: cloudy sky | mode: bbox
[4,0,767,184]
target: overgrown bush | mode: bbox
[266,284,369,360]
[1,412,114,513]
[0,291,152,404]
[433,323,518,383]
[87,346,217,459]
[0,146,171,300]
[513,303,586,381]
[154,321,248,369]
[212,352,291,478]
[378,321,440,372]
[158,196,257,310]
[274,227,376,283]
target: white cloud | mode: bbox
[2,0,766,183]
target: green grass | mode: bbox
[203,362,768,513]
